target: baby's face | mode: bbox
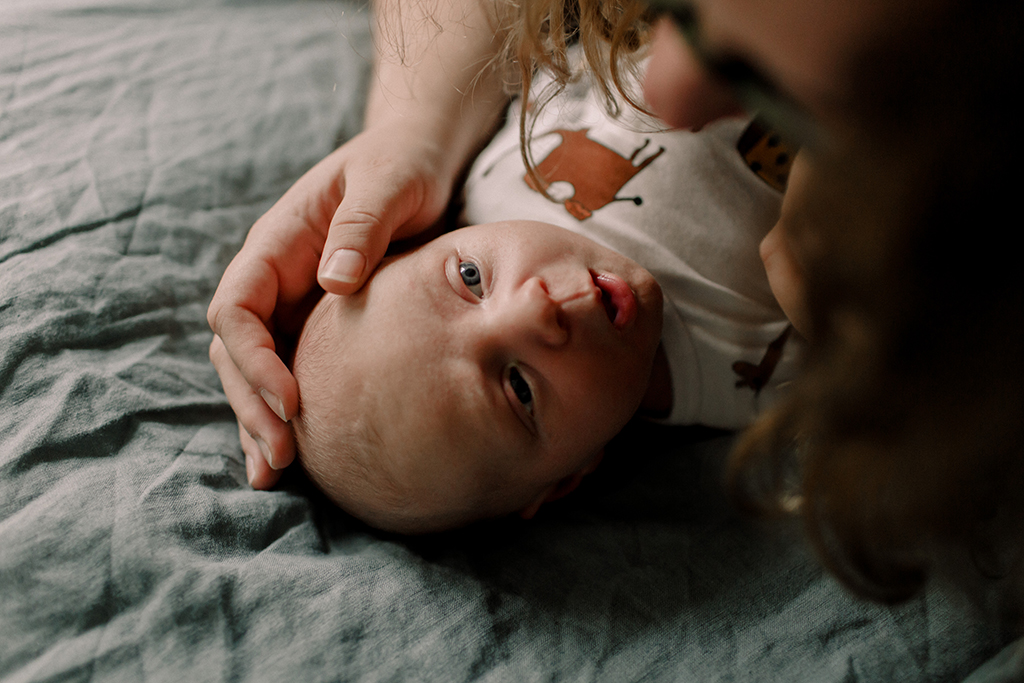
[295,220,663,531]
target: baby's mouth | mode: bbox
[592,272,637,330]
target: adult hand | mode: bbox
[208,127,455,488]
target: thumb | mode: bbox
[318,203,394,295]
[317,169,440,294]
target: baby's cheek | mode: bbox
[589,361,647,422]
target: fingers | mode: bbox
[316,138,449,294]
[209,335,296,484]
[208,253,301,422]
[317,172,425,294]
[240,424,283,490]
[207,128,455,493]
[209,300,299,424]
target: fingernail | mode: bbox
[322,248,365,285]
[255,435,277,470]
[260,388,287,422]
[245,452,255,485]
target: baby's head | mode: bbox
[292,220,663,533]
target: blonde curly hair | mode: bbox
[497,0,655,190]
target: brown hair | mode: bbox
[726,0,1024,603]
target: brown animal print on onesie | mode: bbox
[524,129,665,220]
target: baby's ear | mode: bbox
[518,449,605,520]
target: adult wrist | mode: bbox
[364,93,507,190]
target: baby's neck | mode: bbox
[638,343,672,419]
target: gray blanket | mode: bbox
[0,0,1016,680]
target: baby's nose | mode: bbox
[510,277,568,347]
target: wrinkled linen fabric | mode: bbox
[0,1,1017,680]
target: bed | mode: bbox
[1,0,1020,679]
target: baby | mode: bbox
[292,220,666,533]
[291,76,801,533]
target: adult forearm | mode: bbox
[367,0,511,186]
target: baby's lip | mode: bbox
[592,271,637,330]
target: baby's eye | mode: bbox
[459,261,484,297]
[508,365,534,416]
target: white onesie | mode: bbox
[461,78,802,429]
